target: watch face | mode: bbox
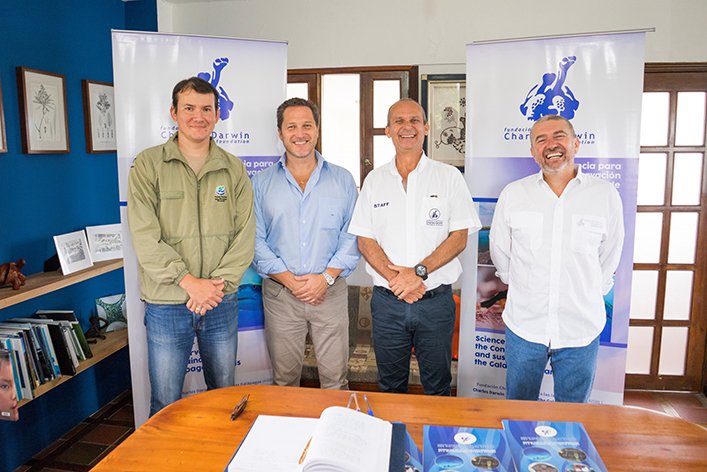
[415,265,427,278]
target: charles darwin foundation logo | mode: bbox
[214,185,227,202]
[197,57,235,121]
[519,56,580,121]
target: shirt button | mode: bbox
[301,220,306,224]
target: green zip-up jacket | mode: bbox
[127,134,255,304]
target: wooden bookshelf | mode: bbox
[0,259,124,310]
[17,329,128,407]
[0,258,127,407]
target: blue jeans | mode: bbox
[144,292,238,416]
[505,327,600,403]
[371,285,455,396]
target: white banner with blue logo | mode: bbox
[458,31,645,404]
[112,31,286,425]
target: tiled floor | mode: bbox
[16,391,134,472]
[15,389,707,471]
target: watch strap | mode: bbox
[322,271,336,286]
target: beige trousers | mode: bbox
[262,277,349,389]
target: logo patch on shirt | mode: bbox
[426,207,443,226]
[214,185,227,202]
[373,201,390,208]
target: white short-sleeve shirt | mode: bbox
[349,153,481,290]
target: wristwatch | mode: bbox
[414,264,428,281]
[322,271,336,287]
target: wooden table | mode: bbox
[92,385,707,471]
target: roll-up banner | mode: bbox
[112,31,286,425]
[459,31,646,404]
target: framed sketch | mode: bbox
[82,80,116,153]
[85,224,123,262]
[421,74,466,168]
[53,230,94,275]
[0,79,7,153]
[16,67,69,154]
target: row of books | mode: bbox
[0,310,93,403]
[227,405,607,472]
[414,420,606,472]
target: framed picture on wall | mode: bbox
[16,67,70,154]
[421,74,466,168]
[53,230,94,275]
[0,79,7,153]
[82,80,117,153]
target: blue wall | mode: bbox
[0,1,156,469]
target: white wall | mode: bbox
[158,0,706,71]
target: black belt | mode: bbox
[378,284,450,300]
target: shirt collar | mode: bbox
[534,164,583,184]
[388,151,429,177]
[163,133,229,170]
[277,150,327,171]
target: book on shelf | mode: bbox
[0,329,35,398]
[227,406,405,472]
[0,322,53,385]
[11,318,76,376]
[1,342,22,402]
[0,347,20,421]
[9,318,64,377]
[502,420,607,472]
[36,310,93,359]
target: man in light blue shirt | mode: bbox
[252,98,360,389]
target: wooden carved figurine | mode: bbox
[0,259,27,290]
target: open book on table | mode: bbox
[227,405,404,472]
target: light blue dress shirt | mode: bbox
[252,151,360,278]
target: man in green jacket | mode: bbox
[128,77,255,416]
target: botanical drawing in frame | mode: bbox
[16,67,69,154]
[422,74,466,167]
[82,80,116,153]
[53,230,94,275]
[0,78,7,153]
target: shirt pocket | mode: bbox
[420,196,450,233]
[509,211,543,250]
[571,214,606,255]
[319,199,345,230]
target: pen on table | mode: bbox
[230,394,249,420]
[363,394,374,416]
[298,436,312,465]
[346,392,360,412]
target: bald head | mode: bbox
[387,98,427,126]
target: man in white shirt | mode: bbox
[349,99,481,395]
[489,115,624,403]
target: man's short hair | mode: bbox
[171,77,219,110]
[531,115,577,138]
[387,98,428,126]
[276,97,320,129]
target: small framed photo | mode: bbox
[421,74,466,168]
[0,79,7,153]
[82,80,116,153]
[16,67,70,154]
[85,224,123,262]
[53,230,94,275]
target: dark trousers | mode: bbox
[370,284,455,395]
